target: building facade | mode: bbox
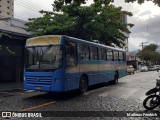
[0,0,14,18]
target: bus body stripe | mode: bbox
[66,64,126,73]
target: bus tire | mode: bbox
[79,76,88,94]
[113,72,119,84]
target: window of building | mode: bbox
[7,12,9,15]
[8,1,10,3]
[7,7,10,9]
[107,50,113,61]
[90,46,98,60]
[79,44,90,60]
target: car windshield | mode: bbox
[26,45,62,72]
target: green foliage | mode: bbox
[137,44,160,64]
[0,32,11,39]
[25,0,133,47]
[0,32,15,55]
[125,0,160,7]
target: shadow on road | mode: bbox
[23,81,126,101]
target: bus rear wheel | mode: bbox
[79,76,88,94]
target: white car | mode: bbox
[140,66,148,72]
[154,65,160,70]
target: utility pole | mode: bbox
[140,42,148,50]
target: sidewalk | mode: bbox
[0,82,23,92]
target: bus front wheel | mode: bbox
[79,76,88,94]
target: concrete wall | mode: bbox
[0,0,14,18]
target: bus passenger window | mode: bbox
[114,51,119,61]
[90,46,98,60]
[66,42,77,67]
[100,48,107,60]
[119,52,123,61]
[79,44,90,60]
[107,50,113,61]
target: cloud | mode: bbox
[113,0,160,51]
[14,0,53,20]
[13,0,160,51]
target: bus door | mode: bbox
[65,41,79,91]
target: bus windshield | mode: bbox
[26,45,62,72]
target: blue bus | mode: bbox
[24,35,127,93]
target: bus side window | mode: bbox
[66,42,77,67]
[90,46,98,60]
[79,44,90,60]
[107,50,113,61]
[100,48,107,60]
[123,52,126,61]
[113,51,119,61]
[119,52,123,61]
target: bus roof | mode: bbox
[65,35,126,52]
[26,35,126,52]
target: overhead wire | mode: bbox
[0,10,29,20]
[15,0,50,11]
[14,0,53,20]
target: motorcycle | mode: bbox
[143,70,160,110]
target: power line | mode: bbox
[15,0,52,12]
[15,2,41,12]
[16,0,43,10]
[0,10,29,20]
[15,1,43,12]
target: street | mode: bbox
[0,71,160,120]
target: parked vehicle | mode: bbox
[24,35,127,93]
[143,70,160,110]
[154,65,160,70]
[127,65,134,74]
[148,66,156,71]
[140,66,148,72]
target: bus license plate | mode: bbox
[35,86,41,90]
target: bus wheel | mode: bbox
[113,73,118,84]
[79,76,88,94]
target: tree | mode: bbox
[137,44,160,64]
[125,0,160,7]
[0,32,14,55]
[52,0,160,7]
[26,0,133,47]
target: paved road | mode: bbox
[0,71,160,120]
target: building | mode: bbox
[0,18,31,83]
[121,15,129,52]
[0,18,27,34]
[0,0,31,84]
[0,0,14,18]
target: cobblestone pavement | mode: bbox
[0,71,160,120]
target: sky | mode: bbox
[14,0,160,52]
